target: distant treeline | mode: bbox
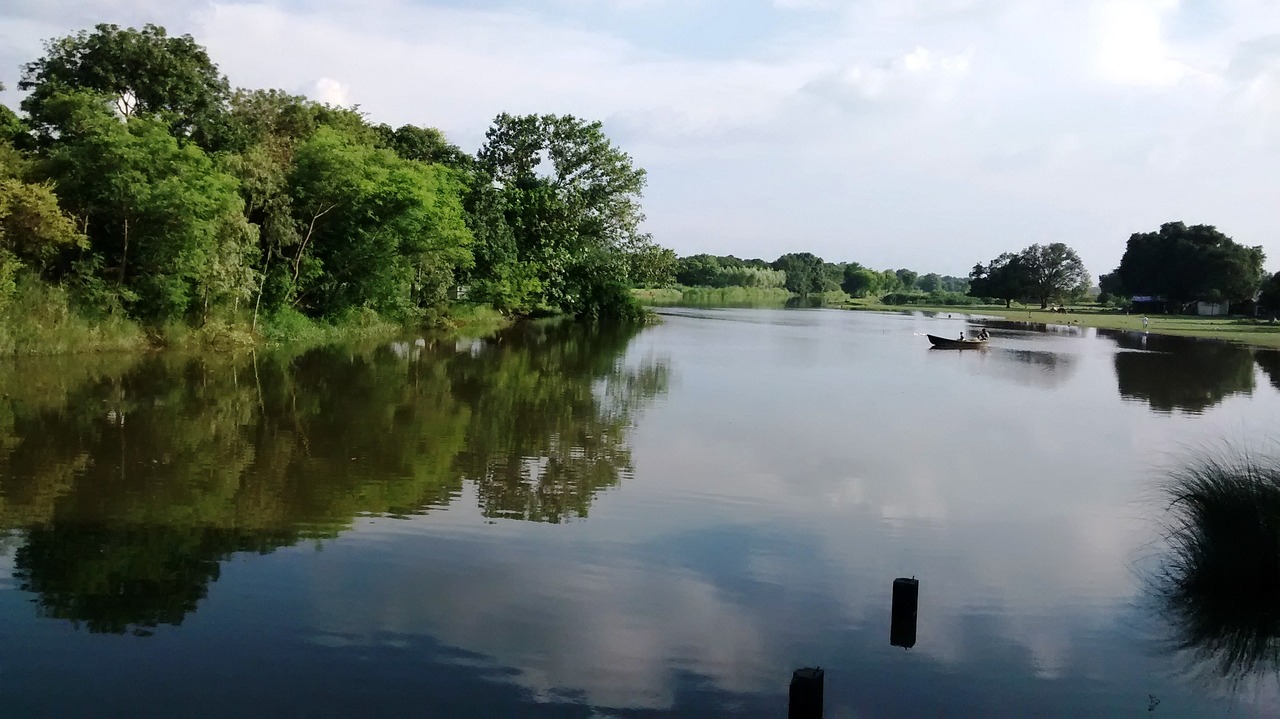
[0,23,668,352]
[667,252,970,302]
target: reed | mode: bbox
[0,280,148,355]
[1156,447,1280,683]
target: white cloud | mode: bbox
[1,0,1279,274]
[1092,0,1194,86]
[309,76,348,106]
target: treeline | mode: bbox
[0,23,666,351]
[670,252,969,301]
[965,226,1272,314]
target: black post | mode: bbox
[890,577,919,649]
[788,667,824,719]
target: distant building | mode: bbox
[1195,300,1229,316]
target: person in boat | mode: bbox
[958,331,964,341]
[978,328,990,341]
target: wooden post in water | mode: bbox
[788,667,824,718]
[890,577,919,649]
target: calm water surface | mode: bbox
[2,309,1279,717]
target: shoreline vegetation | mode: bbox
[0,275,514,356]
[842,299,1280,349]
[0,24,668,356]
[632,288,1280,349]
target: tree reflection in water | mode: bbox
[1154,450,1280,687]
[1103,330,1256,414]
[0,321,668,634]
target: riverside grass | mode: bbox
[843,297,1280,349]
[0,284,513,356]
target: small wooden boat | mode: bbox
[927,334,988,349]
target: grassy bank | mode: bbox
[844,297,1280,349]
[0,281,514,356]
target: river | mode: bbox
[1,308,1277,717]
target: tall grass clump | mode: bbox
[0,277,147,355]
[446,303,512,336]
[257,307,402,347]
[1156,448,1280,684]
[631,287,683,305]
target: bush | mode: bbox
[1156,449,1280,682]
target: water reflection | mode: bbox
[1255,351,1280,392]
[0,322,667,634]
[984,349,1080,389]
[1102,330,1256,413]
[1153,452,1280,686]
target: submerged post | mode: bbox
[890,577,919,649]
[788,667,824,719]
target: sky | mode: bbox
[1,0,1278,278]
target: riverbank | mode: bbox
[844,299,1280,349]
[0,282,513,355]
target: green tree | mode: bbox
[624,239,676,287]
[895,268,919,290]
[968,252,1028,307]
[42,91,255,320]
[1258,272,1280,317]
[719,265,786,288]
[0,83,24,144]
[841,265,882,298]
[1019,242,1089,309]
[375,123,471,169]
[287,126,473,317]
[675,254,721,286]
[19,24,230,148]
[1098,271,1126,305]
[477,113,652,320]
[917,273,941,293]
[1113,222,1264,310]
[772,252,826,295]
[0,174,88,310]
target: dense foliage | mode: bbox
[1108,222,1265,309]
[968,243,1089,308]
[668,252,969,302]
[0,23,659,345]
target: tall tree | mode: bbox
[675,254,721,287]
[0,83,24,144]
[895,268,919,290]
[1113,222,1264,309]
[1098,271,1126,304]
[1258,272,1280,317]
[1019,242,1089,309]
[968,252,1028,307]
[19,24,230,149]
[375,123,471,169]
[772,252,826,295]
[42,91,255,320]
[477,113,651,320]
[623,238,676,287]
[288,126,473,317]
[841,265,882,298]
